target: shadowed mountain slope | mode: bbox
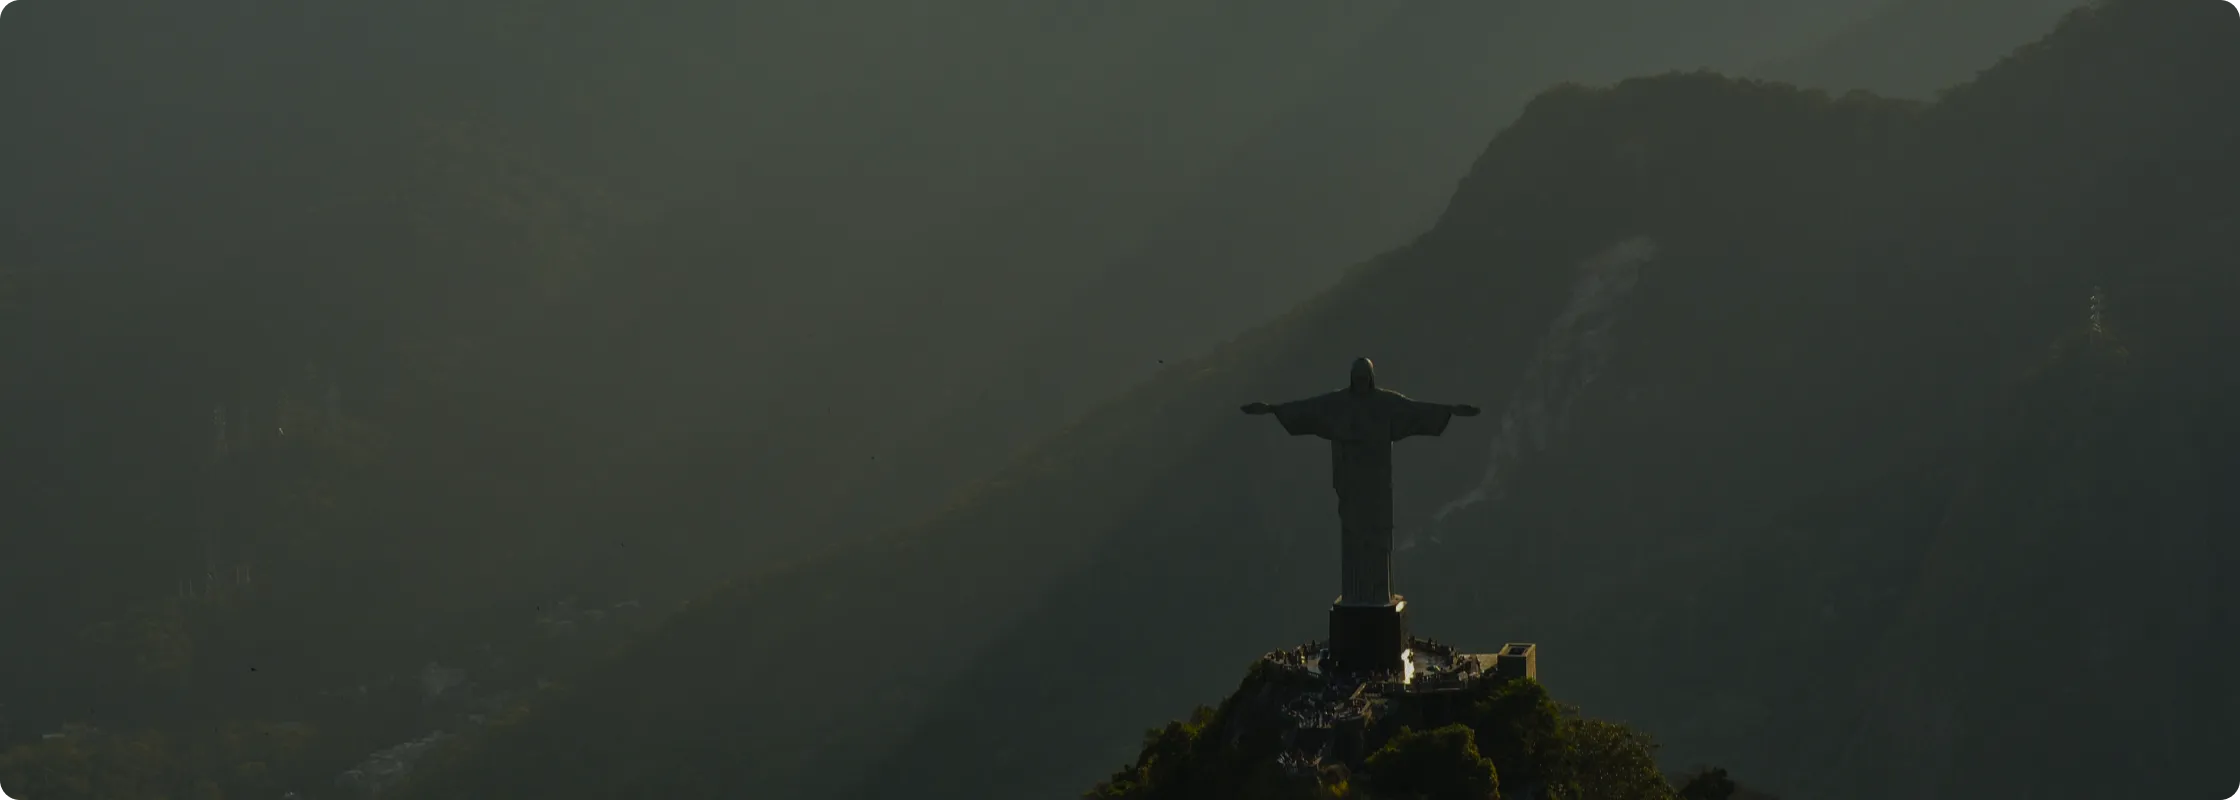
[398,2,2240,799]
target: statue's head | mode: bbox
[1348,357,1376,394]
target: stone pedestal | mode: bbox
[1327,596,1409,675]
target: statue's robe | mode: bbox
[1268,388,1457,606]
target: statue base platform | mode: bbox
[1327,596,1409,675]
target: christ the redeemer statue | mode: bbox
[1243,358,1478,673]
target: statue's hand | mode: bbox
[1240,402,1273,415]
[1451,404,1482,417]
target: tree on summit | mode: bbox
[1363,724,1502,800]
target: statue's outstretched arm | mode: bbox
[1246,396,1333,438]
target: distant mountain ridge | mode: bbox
[1756,0,2087,97]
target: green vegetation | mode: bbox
[1086,666,1763,800]
[1363,725,1502,800]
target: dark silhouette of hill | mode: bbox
[389,2,2240,799]
[866,0,1908,550]
[980,0,1894,392]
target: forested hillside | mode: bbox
[1087,663,1781,800]
[392,2,2240,799]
